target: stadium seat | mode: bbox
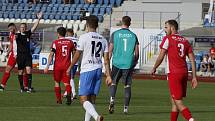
[110,0,115,6]
[100,7,105,15]
[56,20,63,24]
[0,18,4,22]
[15,18,21,23]
[73,23,79,33]
[27,19,33,23]
[103,0,109,5]
[39,19,45,23]
[74,0,80,4]
[9,18,15,23]
[21,19,27,23]
[79,20,86,31]
[4,18,10,22]
[50,19,57,24]
[67,23,73,29]
[106,7,112,15]
[44,19,51,24]
[116,0,123,6]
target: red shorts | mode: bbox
[53,69,70,84]
[7,53,16,67]
[168,73,188,100]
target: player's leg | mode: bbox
[23,71,28,90]
[81,96,103,121]
[168,73,195,121]
[17,56,25,92]
[71,65,78,99]
[62,69,72,105]
[109,65,122,114]
[25,55,33,93]
[0,54,16,91]
[79,69,103,121]
[54,70,63,104]
[170,97,179,121]
[122,68,133,114]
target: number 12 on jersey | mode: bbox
[91,41,102,57]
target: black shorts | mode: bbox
[111,65,134,86]
[16,54,32,70]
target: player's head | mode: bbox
[8,23,16,33]
[86,15,99,30]
[122,16,131,27]
[165,20,178,35]
[57,27,67,37]
[66,29,74,37]
[20,23,27,33]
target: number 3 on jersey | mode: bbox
[62,45,68,56]
[178,43,184,57]
[91,41,102,57]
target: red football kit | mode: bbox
[7,32,16,67]
[160,34,193,100]
[51,38,74,83]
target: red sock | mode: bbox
[181,108,192,120]
[23,74,28,88]
[171,112,179,121]
[54,87,61,102]
[1,72,10,87]
[66,85,71,95]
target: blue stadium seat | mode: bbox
[52,0,56,4]
[87,7,93,14]
[2,6,7,11]
[83,4,90,8]
[99,7,105,15]
[20,13,26,19]
[74,0,80,4]
[110,0,115,6]
[55,14,61,20]
[15,13,20,19]
[97,0,103,5]
[43,14,49,20]
[116,0,123,6]
[58,6,63,12]
[71,4,77,8]
[61,14,67,20]
[57,0,62,4]
[67,14,73,20]
[64,6,70,12]
[93,7,99,15]
[77,4,84,8]
[32,13,36,19]
[26,13,32,19]
[49,14,55,19]
[98,15,104,22]
[80,0,85,4]
[0,12,3,18]
[103,0,109,5]
[106,7,112,15]
[3,12,9,18]
[89,4,95,8]
[9,12,14,18]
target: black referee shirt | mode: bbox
[16,30,32,55]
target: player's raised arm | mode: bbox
[31,12,43,33]
[188,52,198,89]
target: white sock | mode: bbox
[84,111,91,121]
[189,118,194,121]
[110,97,114,102]
[83,101,99,120]
[70,78,76,96]
[63,91,67,96]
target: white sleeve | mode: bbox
[162,38,169,50]
[77,36,84,51]
[13,40,17,57]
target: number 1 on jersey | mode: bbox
[123,38,127,52]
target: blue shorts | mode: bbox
[79,68,102,96]
[71,65,78,78]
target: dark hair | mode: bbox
[57,27,67,37]
[122,16,131,26]
[20,23,27,27]
[8,23,15,28]
[165,20,178,31]
[67,29,74,34]
[86,15,99,29]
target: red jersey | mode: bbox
[210,47,215,55]
[160,34,193,73]
[9,32,15,55]
[51,38,74,70]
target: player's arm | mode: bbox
[13,40,17,58]
[44,51,54,73]
[31,12,42,33]
[151,49,167,75]
[109,43,113,60]
[66,50,82,75]
[188,52,198,89]
[104,52,112,86]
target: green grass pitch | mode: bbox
[0,73,214,121]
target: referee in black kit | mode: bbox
[14,12,43,93]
